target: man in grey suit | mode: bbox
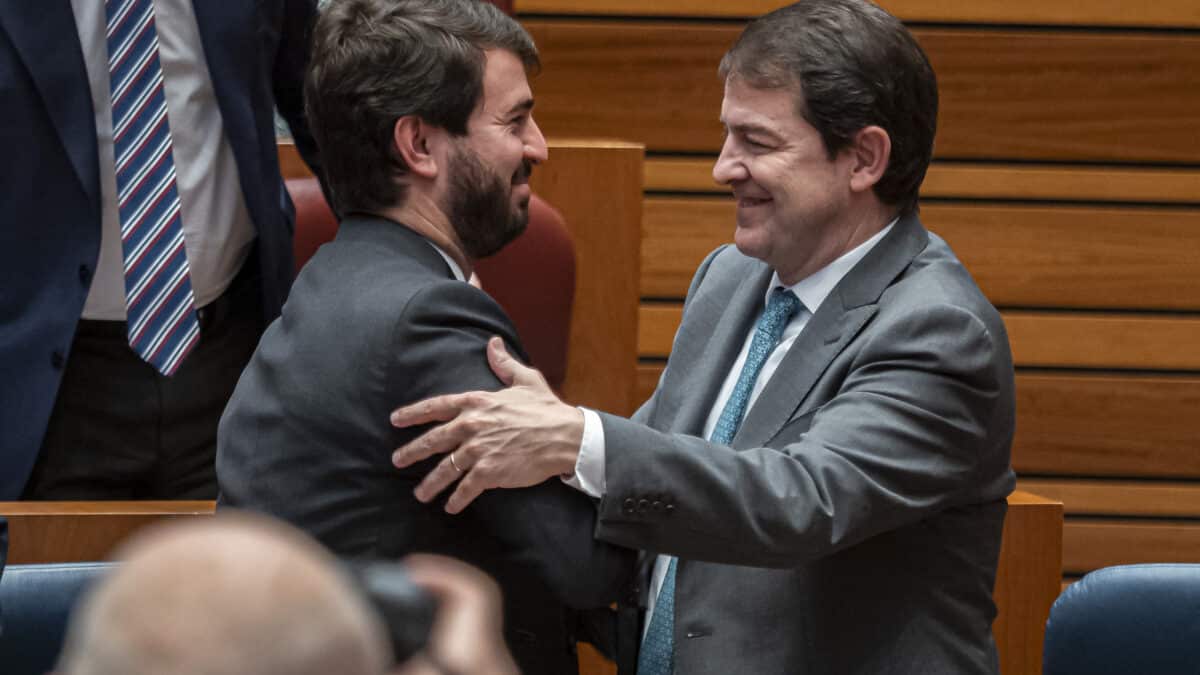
[391,1,1016,673]
[216,2,632,673]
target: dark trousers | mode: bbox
[22,263,263,500]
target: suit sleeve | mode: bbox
[271,0,323,183]
[595,301,1014,568]
[388,281,636,608]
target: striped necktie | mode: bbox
[636,287,803,675]
[104,0,200,376]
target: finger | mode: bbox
[486,336,546,388]
[444,471,488,515]
[392,420,466,468]
[413,452,465,503]
[390,393,470,428]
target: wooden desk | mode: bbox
[1,492,1062,674]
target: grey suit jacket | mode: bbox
[599,214,1016,674]
[217,216,633,675]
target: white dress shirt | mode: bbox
[71,0,256,320]
[567,219,896,632]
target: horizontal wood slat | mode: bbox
[645,157,1200,204]
[1063,519,1200,574]
[1018,479,1200,518]
[526,20,1200,162]
[517,0,1200,28]
[641,197,1200,311]
[0,501,215,565]
[1013,374,1200,478]
[640,304,1200,371]
[636,365,1200,479]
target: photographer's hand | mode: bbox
[394,554,519,675]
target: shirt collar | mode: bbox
[426,240,466,282]
[767,217,898,313]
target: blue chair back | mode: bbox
[1043,563,1200,675]
[0,562,113,675]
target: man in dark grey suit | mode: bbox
[215,2,632,673]
[391,1,1016,673]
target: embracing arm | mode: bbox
[595,302,1016,567]
[390,283,634,608]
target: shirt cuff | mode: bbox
[562,407,606,498]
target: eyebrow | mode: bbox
[505,98,535,116]
[723,121,781,140]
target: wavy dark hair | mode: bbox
[719,0,937,216]
[305,0,539,215]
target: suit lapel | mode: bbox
[734,214,931,449]
[668,260,773,436]
[0,3,99,209]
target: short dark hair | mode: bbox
[719,0,937,216]
[305,0,539,214]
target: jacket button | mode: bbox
[637,499,649,513]
[651,500,663,512]
[622,498,636,514]
[78,264,91,285]
[665,503,675,516]
[51,350,65,369]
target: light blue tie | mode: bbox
[636,288,802,675]
[105,0,200,376]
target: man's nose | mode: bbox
[523,117,549,164]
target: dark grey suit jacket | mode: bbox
[217,216,633,675]
[600,214,1016,674]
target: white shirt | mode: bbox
[567,220,896,632]
[71,0,256,320]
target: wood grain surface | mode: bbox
[517,0,1200,28]
[526,20,1200,162]
[641,197,1200,311]
[645,157,1200,204]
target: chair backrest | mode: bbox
[284,177,576,391]
[1043,563,1200,675]
[0,562,114,675]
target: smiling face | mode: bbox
[713,77,861,284]
[441,48,548,259]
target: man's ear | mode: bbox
[393,115,440,180]
[847,125,891,193]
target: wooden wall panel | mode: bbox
[518,0,1200,28]
[639,304,1200,371]
[635,363,1200,481]
[1018,479,1200,518]
[0,501,215,564]
[528,141,645,416]
[1063,520,1200,574]
[642,197,1200,310]
[645,157,1200,204]
[1013,375,1200,479]
[526,20,1200,162]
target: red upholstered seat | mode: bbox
[284,177,575,391]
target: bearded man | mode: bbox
[214,2,633,673]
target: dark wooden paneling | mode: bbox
[645,158,1200,204]
[0,501,214,564]
[641,197,1200,311]
[526,20,1200,162]
[1018,479,1200,518]
[1013,374,1200,478]
[636,365,1200,479]
[529,141,645,416]
[1063,519,1200,574]
[518,0,1200,28]
[640,304,1200,371]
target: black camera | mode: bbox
[343,560,438,665]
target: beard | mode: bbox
[443,146,532,260]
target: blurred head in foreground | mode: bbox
[55,514,391,675]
